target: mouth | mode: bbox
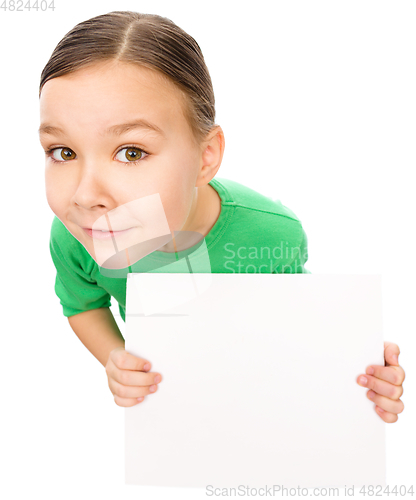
[82,227,134,239]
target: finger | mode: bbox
[357,374,403,400]
[367,389,405,415]
[109,377,159,399]
[374,405,399,423]
[365,364,405,386]
[113,394,146,408]
[384,341,400,366]
[110,365,162,388]
[111,348,152,372]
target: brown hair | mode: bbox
[39,10,216,148]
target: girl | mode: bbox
[39,11,405,421]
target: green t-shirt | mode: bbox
[49,177,310,322]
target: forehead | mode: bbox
[39,61,188,136]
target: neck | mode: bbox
[158,182,220,253]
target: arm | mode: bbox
[68,307,163,408]
[68,307,125,367]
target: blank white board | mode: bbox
[124,273,386,489]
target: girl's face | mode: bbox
[39,60,222,264]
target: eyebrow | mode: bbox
[38,119,165,138]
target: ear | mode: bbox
[195,125,225,187]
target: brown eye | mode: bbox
[51,148,76,161]
[116,147,147,163]
[126,147,143,161]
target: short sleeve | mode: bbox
[49,218,112,317]
[272,224,311,274]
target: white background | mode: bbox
[0,0,414,498]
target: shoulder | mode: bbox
[49,215,96,273]
[210,177,306,244]
[50,215,81,251]
[50,214,69,243]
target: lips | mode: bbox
[83,227,130,232]
[83,227,134,239]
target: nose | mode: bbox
[72,164,112,211]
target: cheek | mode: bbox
[159,187,193,229]
[138,168,195,229]
[45,170,69,216]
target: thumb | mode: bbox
[384,341,400,366]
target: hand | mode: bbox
[105,347,163,407]
[357,341,405,422]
